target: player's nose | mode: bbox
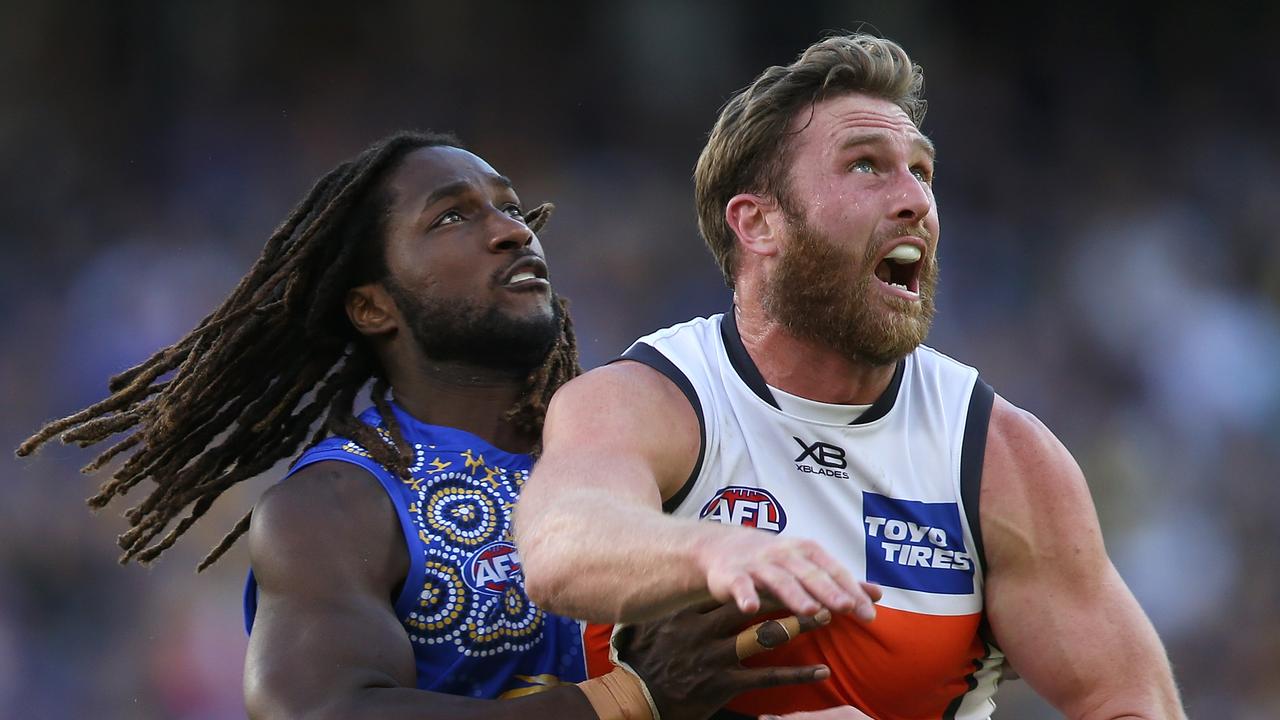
[887,169,931,222]
[487,209,534,252]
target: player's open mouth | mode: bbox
[873,241,923,299]
[501,256,551,289]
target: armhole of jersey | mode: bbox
[243,450,427,634]
[960,378,995,577]
[612,342,706,514]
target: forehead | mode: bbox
[384,145,507,206]
[789,92,929,156]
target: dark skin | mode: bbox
[244,146,830,720]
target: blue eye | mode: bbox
[851,159,875,174]
[911,166,933,183]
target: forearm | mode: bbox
[1073,696,1186,720]
[518,486,721,623]
[1068,661,1185,720]
[250,684,598,720]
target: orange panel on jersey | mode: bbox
[584,622,616,679]
[587,606,987,720]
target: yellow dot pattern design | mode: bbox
[406,561,467,638]
[423,485,499,547]
[391,442,548,658]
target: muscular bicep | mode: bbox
[981,398,1182,719]
[515,362,709,620]
[244,461,414,718]
[526,361,702,511]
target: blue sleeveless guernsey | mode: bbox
[244,403,586,698]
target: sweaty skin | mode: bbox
[516,94,1184,719]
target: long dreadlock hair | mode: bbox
[16,131,580,571]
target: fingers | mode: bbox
[795,608,833,634]
[702,593,787,635]
[689,597,728,614]
[751,594,789,616]
[757,543,876,621]
[736,616,799,660]
[797,547,877,622]
[734,610,833,660]
[754,564,823,617]
[709,536,878,622]
[779,553,859,616]
[729,573,761,614]
[730,664,831,693]
[860,581,883,603]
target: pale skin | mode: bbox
[516,93,1185,719]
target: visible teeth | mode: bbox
[509,271,537,283]
[885,244,922,263]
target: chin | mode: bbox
[499,301,556,327]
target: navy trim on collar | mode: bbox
[719,310,781,409]
[720,309,905,423]
[850,357,905,425]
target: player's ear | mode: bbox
[345,283,399,337]
[726,193,783,259]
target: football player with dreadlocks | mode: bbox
[18,132,834,719]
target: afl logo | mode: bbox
[699,486,787,533]
[463,541,524,594]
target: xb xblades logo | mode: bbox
[793,437,850,478]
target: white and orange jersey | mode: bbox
[585,312,1005,720]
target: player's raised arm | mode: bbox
[980,396,1186,720]
[516,361,878,624]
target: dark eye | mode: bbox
[435,210,464,227]
[504,204,526,220]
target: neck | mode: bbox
[385,355,535,455]
[733,300,898,405]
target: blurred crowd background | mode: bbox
[3,1,1278,717]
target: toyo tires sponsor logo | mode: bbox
[863,492,974,595]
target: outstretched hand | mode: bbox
[697,528,882,621]
[617,599,832,720]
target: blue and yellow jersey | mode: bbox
[244,403,585,699]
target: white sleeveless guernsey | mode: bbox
[584,312,1006,720]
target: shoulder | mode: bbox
[540,362,702,498]
[980,396,1102,570]
[986,397,1068,471]
[633,313,722,348]
[547,362,699,439]
[249,460,407,595]
[914,343,978,373]
[984,396,1082,500]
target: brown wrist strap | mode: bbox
[577,668,654,720]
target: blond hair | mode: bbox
[694,33,926,286]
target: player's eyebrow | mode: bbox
[490,173,514,191]
[420,174,516,213]
[839,132,936,161]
